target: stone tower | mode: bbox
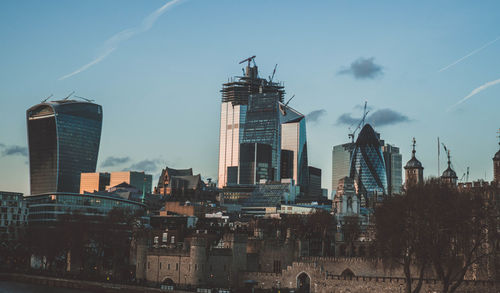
[441,147,457,186]
[404,138,424,189]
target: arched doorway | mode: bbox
[341,268,355,280]
[297,272,310,293]
[160,278,175,291]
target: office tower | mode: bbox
[280,150,294,180]
[217,57,284,188]
[280,103,308,188]
[349,124,388,204]
[27,99,103,195]
[107,171,153,193]
[240,92,282,182]
[404,138,424,189]
[307,166,322,199]
[382,143,402,194]
[80,172,110,194]
[331,143,355,196]
[239,143,273,184]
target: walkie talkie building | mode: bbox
[26,99,103,195]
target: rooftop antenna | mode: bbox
[41,94,53,103]
[74,95,95,103]
[269,64,278,83]
[348,101,369,143]
[63,91,75,100]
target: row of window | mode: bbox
[147,261,227,272]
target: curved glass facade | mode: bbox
[26,193,145,223]
[27,100,102,195]
[349,124,388,201]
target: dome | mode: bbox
[356,124,380,146]
[494,149,500,161]
[442,167,457,179]
[405,157,422,168]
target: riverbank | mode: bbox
[0,273,190,293]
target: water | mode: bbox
[0,280,94,293]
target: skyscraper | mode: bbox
[381,143,402,195]
[217,58,284,188]
[331,143,355,197]
[280,103,308,187]
[349,124,388,205]
[27,99,103,195]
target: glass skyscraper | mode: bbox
[27,100,103,195]
[349,124,388,204]
[381,143,402,195]
[331,142,355,198]
[217,61,284,188]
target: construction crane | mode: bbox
[269,64,278,83]
[63,91,75,100]
[74,95,95,103]
[280,94,295,116]
[239,55,256,67]
[41,94,53,103]
[348,101,369,143]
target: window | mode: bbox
[168,263,170,270]
[160,262,162,269]
[176,263,179,271]
[148,262,150,269]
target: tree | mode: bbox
[374,180,499,293]
[342,215,361,257]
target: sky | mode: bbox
[1,0,499,195]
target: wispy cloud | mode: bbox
[0,144,28,157]
[438,36,500,73]
[338,57,383,79]
[336,108,410,127]
[101,156,131,167]
[449,78,500,111]
[125,160,159,172]
[306,109,327,124]
[58,0,184,80]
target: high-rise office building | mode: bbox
[307,166,322,199]
[217,57,285,188]
[280,104,308,188]
[331,143,355,197]
[381,143,402,195]
[27,99,103,195]
[349,124,388,204]
[239,143,273,184]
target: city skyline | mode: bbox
[1,0,500,195]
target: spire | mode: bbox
[412,137,416,158]
[497,128,500,149]
[447,149,451,169]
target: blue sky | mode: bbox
[1,0,499,194]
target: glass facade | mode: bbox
[280,107,308,189]
[382,144,403,195]
[27,100,103,195]
[239,143,273,184]
[26,193,145,223]
[349,124,388,203]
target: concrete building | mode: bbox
[404,138,424,189]
[331,143,355,199]
[26,99,103,195]
[79,172,110,194]
[106,171,152,193]
[0,191,28,243]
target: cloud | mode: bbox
[336,108,410,127]
[126,160,159,172]
[306,109,327,124]
[338,57,383,79]
[366,108,410,127]
[0,144,28,157]
[101,156,131,167]
[58,0,184,80]
[449,77,500,111]
[438,36,500,72]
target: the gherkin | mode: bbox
[349,124,388,203]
